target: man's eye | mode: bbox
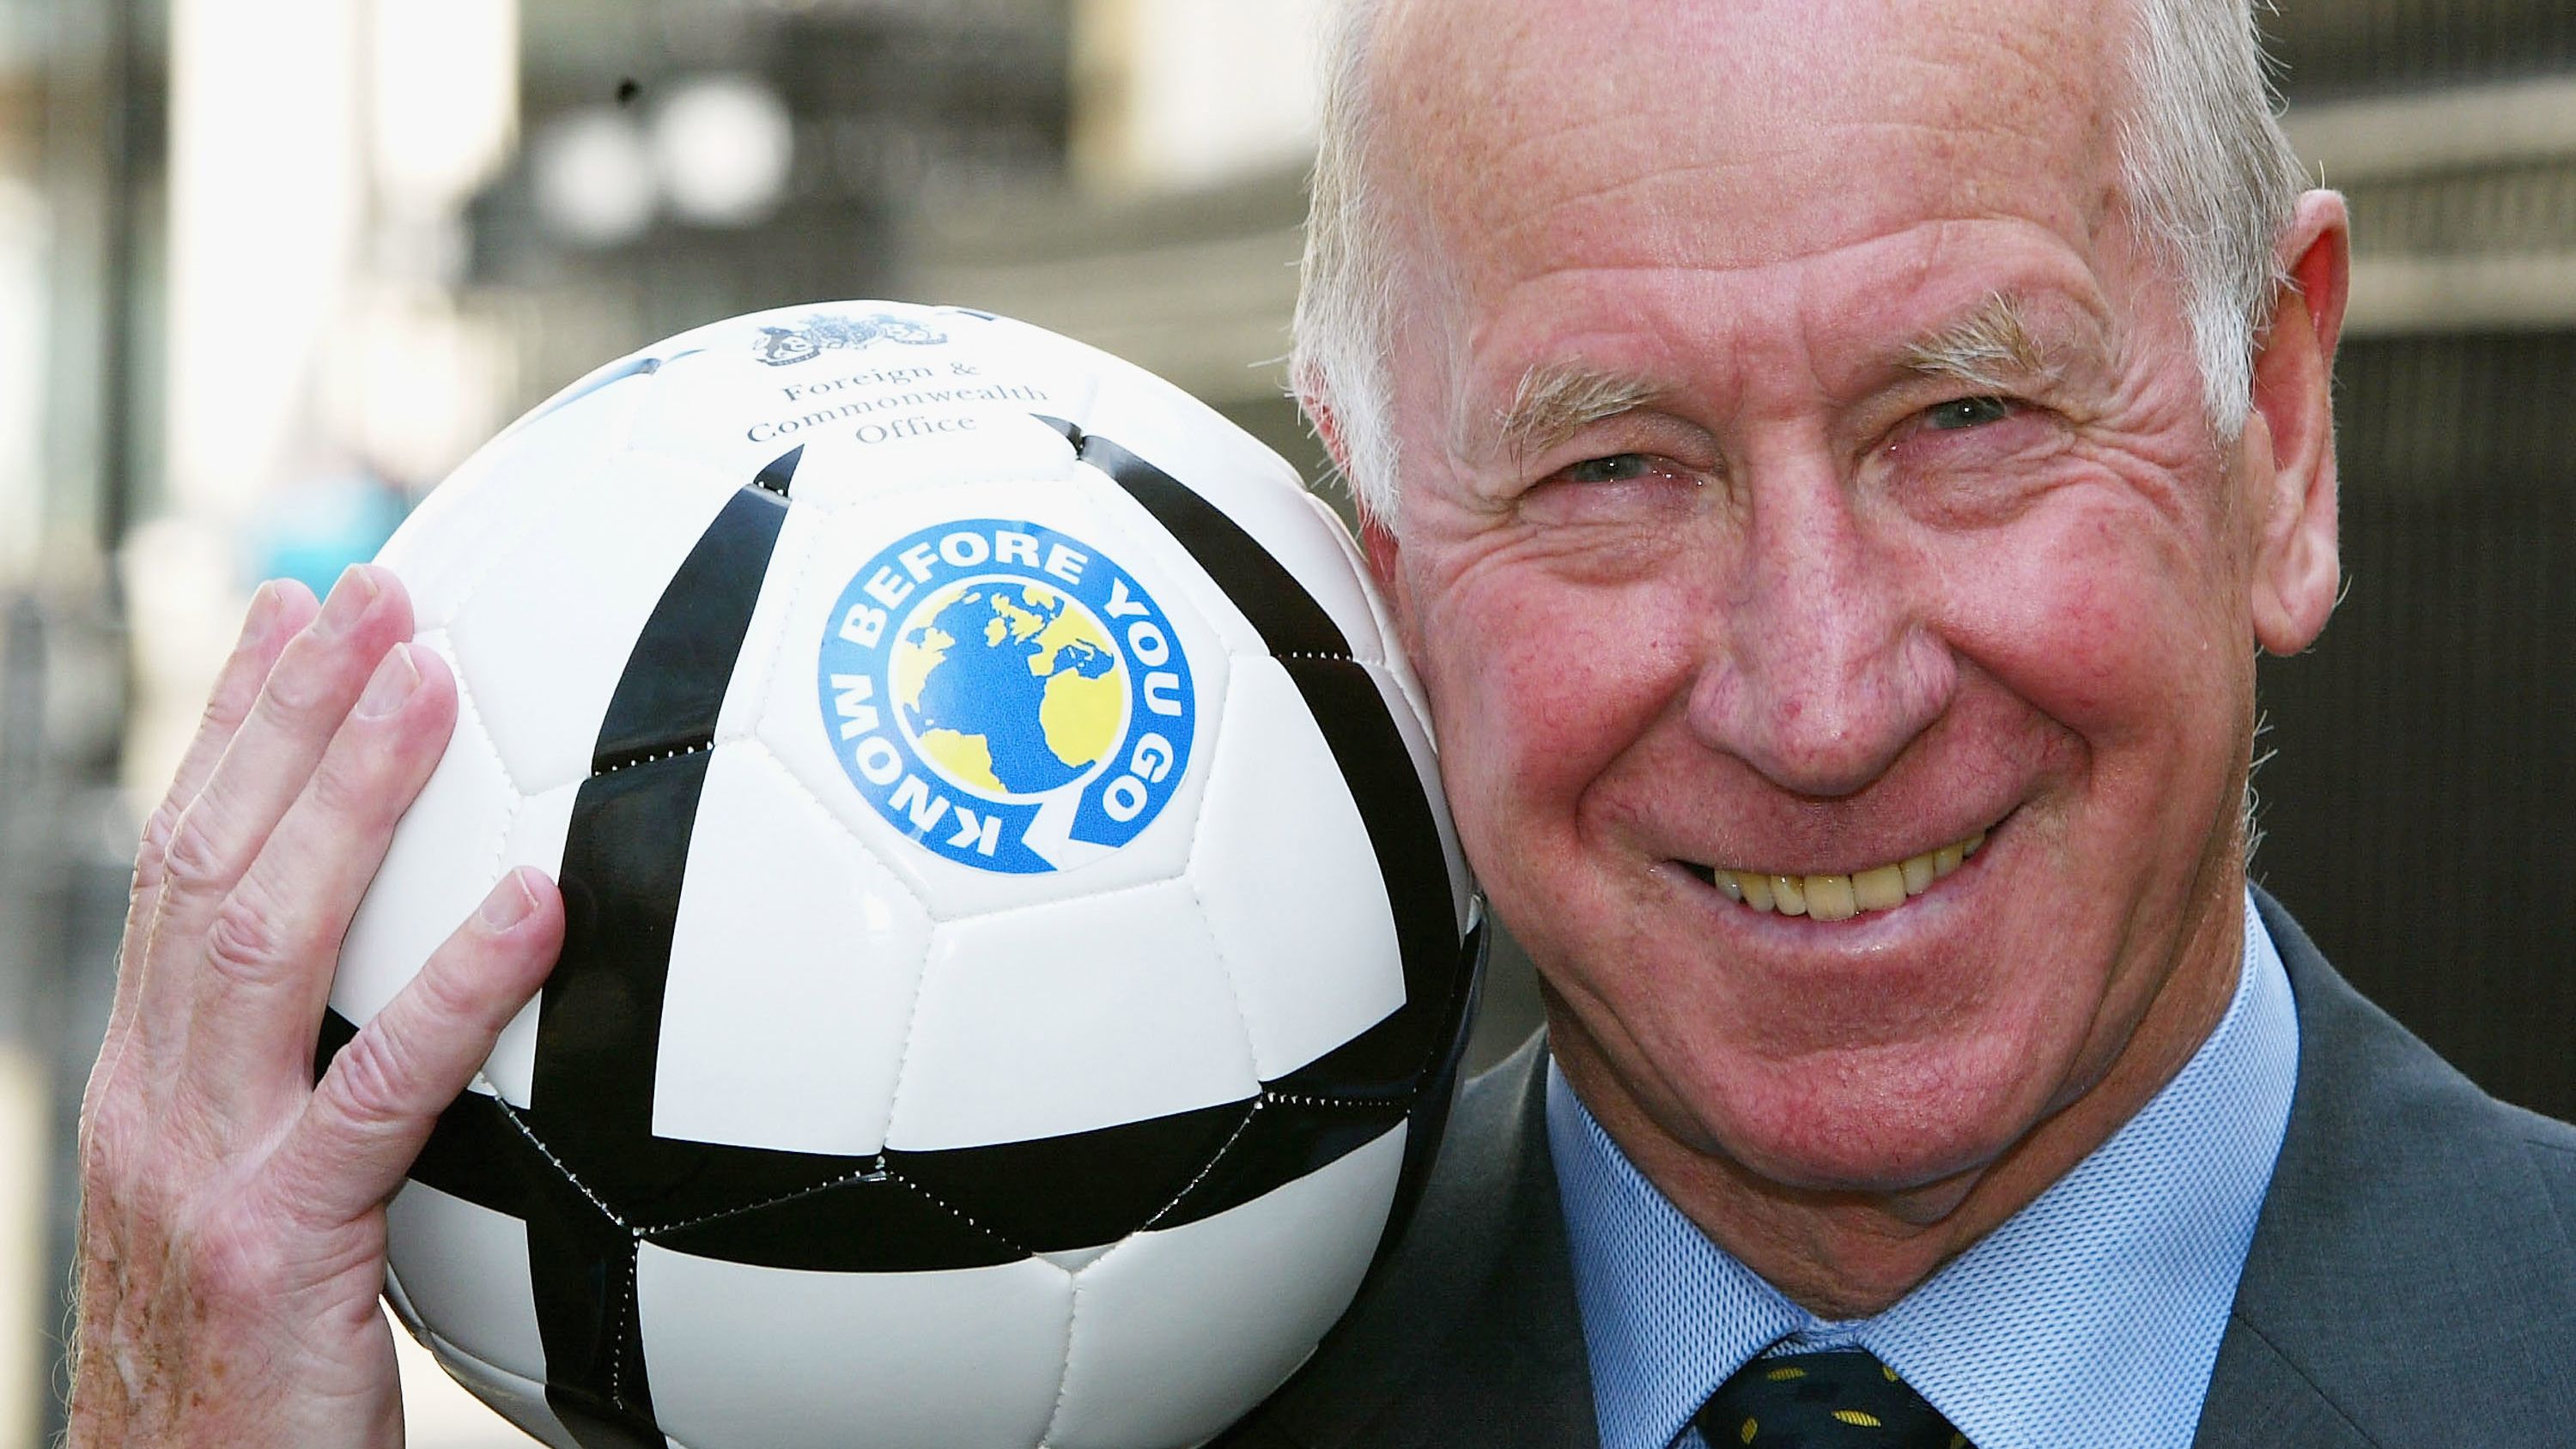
[1926,396,2014,431]
[1563,453,1654,483]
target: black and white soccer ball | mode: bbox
[325,302,1482,1449]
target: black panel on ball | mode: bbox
[1055,416,1482,1272]
[1160,1101,1410,1227]
[646,1169,1029,1274]
[526,471,793,1445]
[587,480,791,774]
[888,1098,1254,1252]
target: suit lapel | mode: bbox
[2193,1318,2379,1449]
[2196,892,2576,1446]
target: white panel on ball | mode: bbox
[382,385,652,635]
[635,1247,1073,1449]
[415,1330,594,1449]
[651,742,932,1156]
[890,879,1257,1151]
[477,776,579,1107]
[332,668,515,1029]
[442,451,745,796]
[386,1182,550,1385]
[1185,657,1405,1079]
[1048,1123,1407,1449]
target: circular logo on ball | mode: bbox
[816,519,1196,873]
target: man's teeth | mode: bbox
[1710,828,1986,920]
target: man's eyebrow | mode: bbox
[1490,361,1661,462]
[1900,293,2058,391]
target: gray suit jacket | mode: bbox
[1224,893,2576,1446]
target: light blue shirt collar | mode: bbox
[1547,889,2300,1449]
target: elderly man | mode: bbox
[66,0,2576,1445]
[1217,0,2576,1445]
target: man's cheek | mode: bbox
[1946,521,2219,730]
[1428,613,1644,828]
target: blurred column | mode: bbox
[0,600,49,1449]
[137,0,367,804]
[163,0,363,520]
[347,0,516,490]
[144,0,516,801]
[0,179,45,581]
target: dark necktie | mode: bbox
[1692,1349,1971,1448]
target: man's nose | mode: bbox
[1686,460,1955,798]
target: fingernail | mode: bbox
[354,643,420,718]
[318,565,380,636]
[239,582,283,650]
[480,869,538,930]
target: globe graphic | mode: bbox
[894,580,1125,797]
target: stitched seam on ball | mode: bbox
[920,871,1186,928]
[874,881,939,1154]
[1356,655,1437,752]
[736,733,933,924]
[1137,1099,1260,1234]
[423,504,544,647]
[490,1100,628,1228]
[608,1252,640,1410]
[1173,664,1231,884]
[589,734,716,779]
[633,1157,897,1238]
[440,640,526,801]
[1164,675,1262,1079]
[463,787,526,1109]
[1181,872,1268,1090]
[1263,1089,1407,1109]
[489,790,519,895]
[883,1167,1031,1255]
[473,793,520,1046]
[1038,1237,1089,1448]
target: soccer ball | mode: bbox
[324,302,1481,1449]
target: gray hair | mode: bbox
[1291,0,2312,523]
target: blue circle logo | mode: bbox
[816,519,1197,874]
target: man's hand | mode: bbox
[68,566,563,1447]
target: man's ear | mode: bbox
[1359,513,1400,592]
[1300,386,1405,591]
[1298,382,1414,643]
[2247,190,2350,656]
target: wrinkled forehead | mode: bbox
[1371,0,2132,298]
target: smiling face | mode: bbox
[1358,0,2339,1236]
